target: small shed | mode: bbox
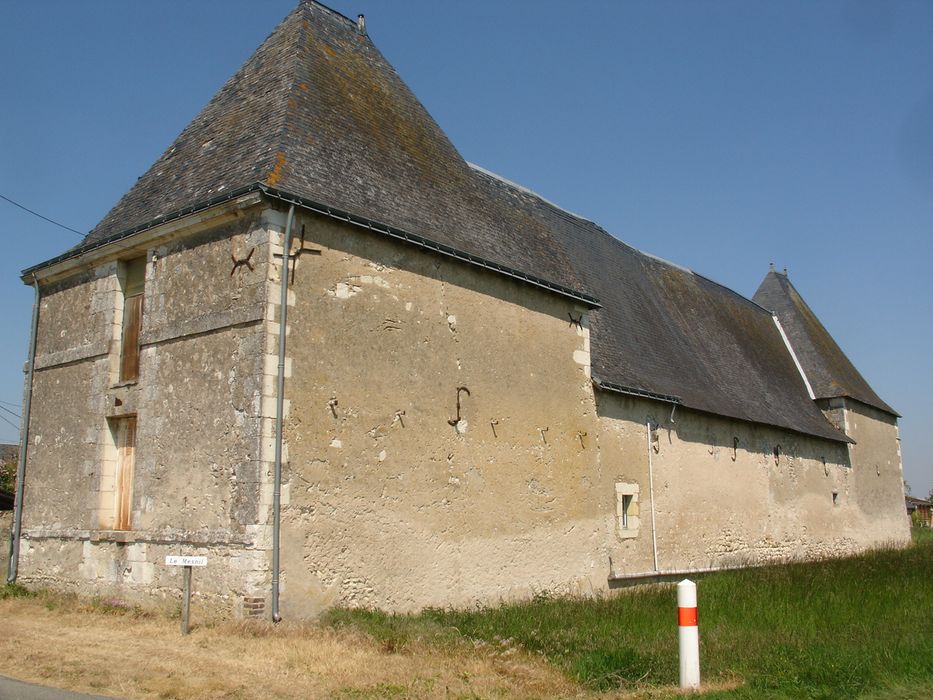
[906,496,932,528]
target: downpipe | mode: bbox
[646,417,660,573]
[271,204,295,622]
[7,275,40,583]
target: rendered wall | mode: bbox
[599,393,909,581]
[276,211,911,614]
[15,204,910,618]
[17,211,273,615]
[277,211,608,615]
[821,398,910,542]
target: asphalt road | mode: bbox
[0,676,120,700]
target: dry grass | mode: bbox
[0,591,587,700]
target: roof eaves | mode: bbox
[815,392,901,419]
[594,375,853,444]
[259,185,601,307]
[22,181,600,308]
[21,183,263,280]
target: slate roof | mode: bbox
[473,167,848,442]
[27,1,857,443]
[68,0,587,299]
[753,270,896,416]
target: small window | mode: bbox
[615,482,640,539]
[119,257,145,383]
[620,494,632,529]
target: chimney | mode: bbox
[357,14,366,34]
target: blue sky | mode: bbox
[1,0,931,495]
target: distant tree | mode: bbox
[0,455,15,493]
[927,486,933,504]
[903,480,911,496]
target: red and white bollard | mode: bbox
[677,579,700,690]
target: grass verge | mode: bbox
[1,534,929,698]
[0,586,574,699]
[327,535,933,699]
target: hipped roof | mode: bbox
[30,1,859,443]
[78,1,586,299]
[753,270,896,416]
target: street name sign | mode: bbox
[165,555,207,567]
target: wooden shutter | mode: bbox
[114,416,136,531]
[120,294,143,383]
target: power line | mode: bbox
[0,400,20,408]
[0,193,85,237]
[0,412,19,432]
[0,405,20,419]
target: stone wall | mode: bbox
[14,202,910,617]
[17,209,274,615]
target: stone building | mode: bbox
[9,1,908,617]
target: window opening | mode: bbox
[615,482,640,539]
[119,257,145,383]
[621,494,633,529]
[100,415,136,530]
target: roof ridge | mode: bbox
[691,270,777,316]
[467,162,592,223]
[261,4,309,189]
[470,162,777,318]
[469,162,649,260]
[300,0,357,28]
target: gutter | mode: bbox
[20,185,261,279]
[593,376,851,444]
[594,376,681,425]
[256,185,600,307]
[21,183,600,309]
[270,204,295,622]
[593,377,682,407]
[7,275,40,583]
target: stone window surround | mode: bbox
[615,481,640,539]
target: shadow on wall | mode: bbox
[290,208,584,325]
[596,390,852,470]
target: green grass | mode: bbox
[0,582,35,600]
[326,536,933,699]
[912,524,933,545]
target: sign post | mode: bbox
[180,565,192,635]
[165,555,207,635]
